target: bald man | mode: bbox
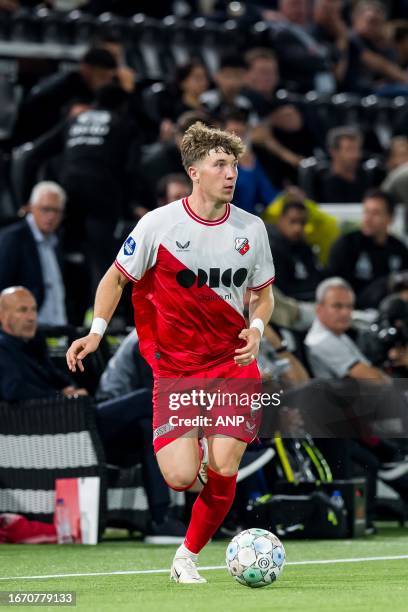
[0,286,83,401]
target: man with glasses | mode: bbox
[0,181,67,326]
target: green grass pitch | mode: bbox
[1,525,408,612]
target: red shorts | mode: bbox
[152,359,262,453]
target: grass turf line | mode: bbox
[0,525,407,612]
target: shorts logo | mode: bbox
[235,237,250,256]
[153,422,175,440]
[124,236,136,256]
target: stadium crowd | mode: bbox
[1,0,408,539]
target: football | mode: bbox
[226,528,285,588]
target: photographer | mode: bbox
[359,294,408,374]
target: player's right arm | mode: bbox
[66,264,128,373]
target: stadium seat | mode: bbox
[95,12,129,43]
[161,15,196,69]
[64,10,98,46]
[128,14,169,81]
[297,156,329,200]
[10,142,33,207]
[0,10,11,41]
[190,17,224,75]
[34,7,68,45]
[9,8,40,43]
[0,76,21,142]
[0,151,18,221]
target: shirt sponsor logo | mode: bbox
[176,267,248,288]
[123,236,136,256]
[235,237,250,255]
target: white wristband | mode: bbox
[90,317,107,337]
[250,318,264,337]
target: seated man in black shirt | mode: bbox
[321,126,369,203]
[327,189,408,308]
[0,286,185,543]
[267,200,324,301]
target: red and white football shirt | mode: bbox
[115,197,275,373]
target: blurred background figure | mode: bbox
[0,182,67,326]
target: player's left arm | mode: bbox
[234,285,274,366]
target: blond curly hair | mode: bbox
[180,121,245,172]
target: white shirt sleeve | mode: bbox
[307,334,370,378]
[247,220,275,291]
[115,213,157,282]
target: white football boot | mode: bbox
[170,556,207,584]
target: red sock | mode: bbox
[184,467,237,554]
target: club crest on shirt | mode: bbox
[235,237,250,256]
[123,236,136,256]
[176,240,191,251]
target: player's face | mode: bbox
[317,287,354,335]
[30,191,64,235]
[361,197,391,238]
[0,291,37,340]
[193,149,238,204]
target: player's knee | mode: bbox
[163,469,197,491]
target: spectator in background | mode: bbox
[310,0,350,86]
[253,101,317,188]
[243,48,280,118]
[93,31,158,143]
[133,173,191,220]
[173,60,210,117]
[0,182,67,326]
[267,200,323,301]
[382,136,408,205]
[305,277,389,380]
[13,48,118,145]
[156,174,191,208]
[344,1,408,95]
[200,55,253,118]
[262,0,335,93]
[138,110,209,209]
[155,60,210,123]
[327,189,408,308]
[321,126,369,203]
[20,84,140,296]
[263,0,310,26]
[223,110,278,214]
[0,286,86,399]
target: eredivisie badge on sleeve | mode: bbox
[235,237,250,256]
